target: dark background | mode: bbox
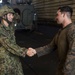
[15,24,60,75]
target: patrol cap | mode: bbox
[0,5,15,17]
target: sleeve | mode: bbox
[63,26,75,75]
[0,33,27,57]
[36,33,58,57]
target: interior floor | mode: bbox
[15,29,59,75]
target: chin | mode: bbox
[9,21,13,22]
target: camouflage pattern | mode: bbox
[0,5,15,17]
[14,13,20,22]
[36,23,75,75]
[0,21,27,75]
[14,13,20,24]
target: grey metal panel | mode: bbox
[22,4,34,29]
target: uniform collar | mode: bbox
[62,22,73,29]
[1,21,10,30]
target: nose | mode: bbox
[11,14,14,19]
[12,15,14,19]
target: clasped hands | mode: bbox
[26,48,36,57]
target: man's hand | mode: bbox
[26,48,36,57]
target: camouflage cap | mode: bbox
[0,5,15,17]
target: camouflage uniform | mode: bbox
[0,21,27,75]
[0,5,27,75]
[36,23,75,75]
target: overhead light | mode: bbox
[0,0,2,3]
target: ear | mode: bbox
[63,12,66,17]
[3,15,6,19]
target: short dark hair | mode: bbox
[58,6,73,17]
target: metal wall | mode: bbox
[32,0,75,22]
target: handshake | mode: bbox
[26,48,37,57]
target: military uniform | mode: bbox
[0,5,27,75]
[0,21,27,75]
[36,23,75,75]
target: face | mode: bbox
[6,13,14,22]
[55,10,64,24]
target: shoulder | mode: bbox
[67,23,75,37]
[69,23,75,29]
[0,24,3,31]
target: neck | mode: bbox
[62,19,72,28]
[2,19,9,27]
